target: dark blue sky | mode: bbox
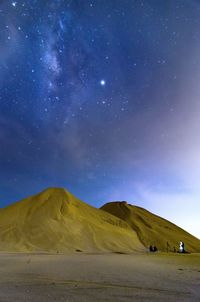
[1,1,200,237]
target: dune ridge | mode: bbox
[101,201,200,253]
[0,188,144,253]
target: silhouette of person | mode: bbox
[149,245,153,252]
[153,246,157,252]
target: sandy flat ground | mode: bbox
[0,252,199,302]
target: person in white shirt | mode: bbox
[179,241,185,253]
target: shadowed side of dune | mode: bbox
[0,188,145,253]
[101,201,200,253]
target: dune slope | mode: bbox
[101,202,200,253]
[0,188,144,253]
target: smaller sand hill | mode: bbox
[101,202,200,253]
[0,188,144,253]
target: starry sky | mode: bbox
[1,0,200,238]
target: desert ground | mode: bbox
[0,252,199,302]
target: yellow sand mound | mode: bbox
[101,202,200,253]
[0,188,144,253]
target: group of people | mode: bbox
[149,245,157,252]
[149,241,186,253]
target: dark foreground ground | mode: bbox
[0,252,199,302]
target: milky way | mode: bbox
[1,1,200,237]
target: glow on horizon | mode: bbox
[101,180,200,240]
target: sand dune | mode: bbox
[0,188,144,253]
[1,187,199,253]
[101,201,200,253]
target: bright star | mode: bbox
[100,79,106,86]
[12,2,17,7]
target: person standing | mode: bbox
[179,241,185,253]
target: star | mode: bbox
[100,79,106,86]
[12,2,17,7]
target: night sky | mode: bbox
[1,1,200,238]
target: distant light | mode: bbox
[12,2,17,7]
[100,79,106,86]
